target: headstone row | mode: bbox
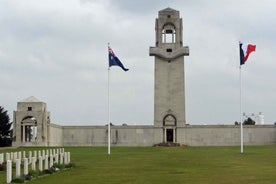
[0,148,65,163]
[4,148,69,184]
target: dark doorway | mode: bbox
[166,129,174,142]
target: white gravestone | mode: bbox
[44,155,48,170]
[15,159,21,178]
[6,160,12,183]
[24,158,28,175]
[6,153,10,161]
[68,152,70,164]
[49,155,53,168]
[18,152,22,160]
[0,153,3,164]
[55,154,59,164]
[60,153,63,165]
[32,157,36,171]
[38,156,43,171]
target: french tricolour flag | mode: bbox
[239,42,256,65]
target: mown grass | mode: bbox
[0,146,275,183]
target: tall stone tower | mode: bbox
[150,8,189,143]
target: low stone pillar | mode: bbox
[49,155,53,168]
[0,153,3,164]
[38,156,43,171]
[44,155,48,170]
[6,160,12,183]
[24,158,28,175]
[15,159,21,178]
[32,157,36,171]
[6,153,10,161]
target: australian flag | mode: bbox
[108,46,129,71]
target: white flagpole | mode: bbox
[108,43,111,155]
[240,65,243,153]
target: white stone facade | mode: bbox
[13,96,50,147]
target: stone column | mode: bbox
[23,158,28,175]
[6,160,12,183]
[22,125,25,142]
[15,159,21,178]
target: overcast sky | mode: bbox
[1,0,276,125]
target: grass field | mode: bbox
[0,146,275,184]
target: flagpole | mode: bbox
[240,65,243,153]
[108,43,111,155]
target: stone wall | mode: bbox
[48,124,63,146]
[48,124,275,147]
[177,125,276,146]
[62,125,156,146]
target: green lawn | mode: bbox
[0,146,276,184]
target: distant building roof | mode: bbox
[20,96,42,102]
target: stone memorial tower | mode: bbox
[13,96,51,146]
[150,8,189,143]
